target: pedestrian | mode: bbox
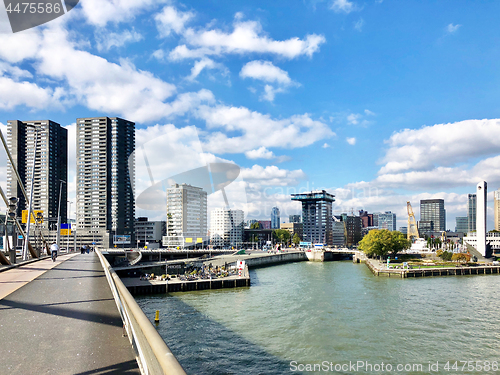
[80,245,85,254]
[50,242,59,261]
[86,244,90,254]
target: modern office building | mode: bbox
[289,214,301,223]
[163,183,208,248]
[210,208,244,247]
[455,216,468,233]
[467,193,477,232]
[271,207,280,229]
[291,190,334,246]
[76,117,135,247]
[399,227,408,235]
[376,211,397,231]
[258,220,272,230]
[135,217,166,248]
[7,120,68,230]
[345,215,362,247]
[494,189,500,231]
[332,215,345,247]
[359,210,374,228]
[419,199,446,236]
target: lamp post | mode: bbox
[23,124,39,261]
[67,200,72,252]
[56,179,66,249]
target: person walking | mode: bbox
[50,242,59,262]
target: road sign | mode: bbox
[113,235,131,244]
[60,229,71,236]
[22,210,43,224]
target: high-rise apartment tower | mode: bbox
[76,117,135,247]
[7,120,67,229]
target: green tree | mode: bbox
[250,222,261,229]
[452,253,469,263]
[292,233,301,246]
[358,229,410,258]
[273,229,291,245]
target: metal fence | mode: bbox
[96,249,187,375]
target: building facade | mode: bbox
[163,183,207,248]
[271,207,280,229]
[494,189,500,231]
[7,120,68,230]
[210,209,244,247]
[289,214,301,223]
[291,190,334,246]
[76,117,135,247]
[332,215,345,247]
[345,215,362,247]
[419,199,446,237]
[376,211,397,231]
[455,216,468,233]
[476,181,487,256]
[467,193,477,232]
[135,217,166,248]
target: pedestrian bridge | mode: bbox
[0,251,186,374]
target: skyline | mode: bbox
[1,1,500,230]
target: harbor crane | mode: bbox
[406,201,420,241]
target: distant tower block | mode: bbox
[476,181,487,256]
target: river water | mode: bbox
[136,261,500,374]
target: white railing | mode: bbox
[96,249,186,375]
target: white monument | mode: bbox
[476,181,487,256]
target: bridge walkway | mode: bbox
[0,252,140,374]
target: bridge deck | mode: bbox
[0,253,140,374]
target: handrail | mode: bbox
[96,249,187,375]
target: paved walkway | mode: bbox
[0,253,140,374]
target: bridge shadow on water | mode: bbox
[136,291,303,375]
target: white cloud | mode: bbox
[197,105,335,153]
[346,137,356,145]
[155,5,194,37]
[354,18,364,32]
[79,0,163,27]
[245,147,275,160]
[187,58,227,81]
[322,143,331,148]
[240,60,299,102]
[330,0,358,13]
[347,111,372,126]
[169,19,325,60]
[446,23,461,34]
[240,60,292,85]
[241,165,307,186]
[95,29,143,51]
[379,119,500,174]
[364,109,375,116]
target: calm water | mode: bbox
[137,261,500,374]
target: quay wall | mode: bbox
[243,252,307,267]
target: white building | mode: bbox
[162,184,207,248]
[210,208,244,248]
[494,188,500,231]
[476,181,487,256]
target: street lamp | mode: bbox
[56,179,66,249]
[67,200,72,252]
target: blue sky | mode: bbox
[0,0,499,229]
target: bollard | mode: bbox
[154,310,160,324]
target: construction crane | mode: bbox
[406,201,419,241]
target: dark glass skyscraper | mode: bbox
[7,120,67,229]
[419,199,446,236]
[291,190,334,245]
[271,206,280,229]
[467,193,476,232]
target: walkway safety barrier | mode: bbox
[96,249,186,375]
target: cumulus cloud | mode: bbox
[155,5,194,37]
[197,105,335,153]
[241,165,307,186]
[79,0,162,27]
[187,57,227,81]
[169,19,325,60]
[330,0,358,13]
[95,29,143,51]
[245,147,275,160]
[354,18,364,32]
[346,137,356,145]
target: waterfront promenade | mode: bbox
[0,253,140,374]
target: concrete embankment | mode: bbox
[364,257,500,278]
[204,251,308,268]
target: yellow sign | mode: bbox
[197,238,203,243]
[60,229,71,236]
[22,210,44,224]
[185,238,193,243]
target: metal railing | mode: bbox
[96,249,187,375]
